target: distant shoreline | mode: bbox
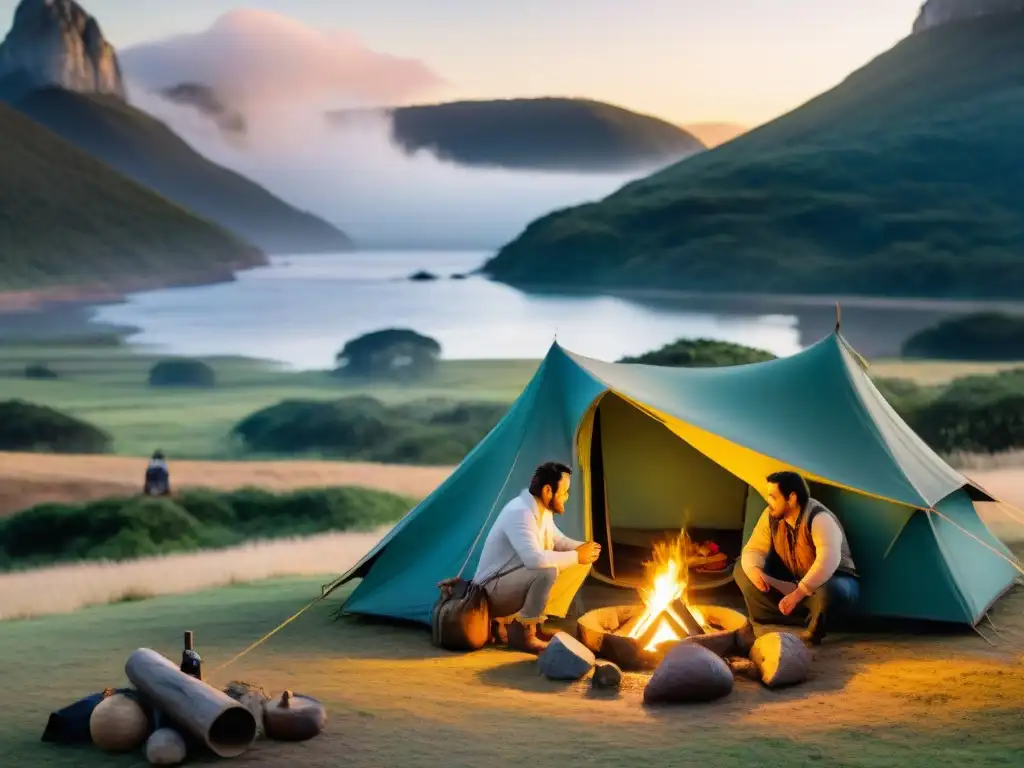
[0,267,257,343]
[495,282,1024,314]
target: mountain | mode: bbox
[912,0,1024,33]
[0,0,123,99]
[327,98,705,173]
[680,122,748,148]
[0,0,352,254]
[0,101,265,292]
[483,16,1024,300]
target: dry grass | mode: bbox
[869,358,1024,384]
[0,451,452,517]
[947,449,1024,471]
[2,571,1023,768]
[0,528,387,621]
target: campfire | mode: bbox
[620,533,708,652]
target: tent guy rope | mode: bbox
[206,594,326,681]
[928,506,1024,578]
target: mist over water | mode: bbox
[127,86,658,249]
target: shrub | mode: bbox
[902,313,1024,360]
[24,363,58,379]
[908,392,1024,455]
[0,399,111,453]
[871,377,933,414]
[232,398,402,455]
[619,338,777,367]
[232,397,506,465]
[148,358,216,387]
[333,328,441,380]
[0,487,414,570]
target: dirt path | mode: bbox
[0,452,453,516]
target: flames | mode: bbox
[626,532,706,652]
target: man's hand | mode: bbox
[779,589,805,616]
[749,567,770,593]
[576,541,601,564]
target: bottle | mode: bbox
[180,630,203,680]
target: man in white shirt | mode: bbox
[735,471,860,645]
[473,461,601,653]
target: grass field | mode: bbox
[1,559,1022,767]
[0,344,536,457]
[2,343,1021,459]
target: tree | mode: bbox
[333,329,441,380]
[902,313,1024,360]
[0,399,111,453]
[619,338,777,367]
[148,359,216,388]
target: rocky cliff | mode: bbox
[912,0,1024,33]
[0,0,124,98]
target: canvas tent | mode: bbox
[328,332,1020,627]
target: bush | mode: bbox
[148,358,216,387]
[232,396,507,465]
[24,363,58,379]
[333,328,441,380]
[870,377,933,414]
[619,338,777,367]
[0,400,111,453]
[902,313,1024,360]
[0,486,414,570]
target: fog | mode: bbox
[119,9,662,250]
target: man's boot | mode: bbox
[535,624,557,642]
[491,620,508,645]
[506,620,549,654]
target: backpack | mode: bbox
[431,560,521,651]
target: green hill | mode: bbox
[329,97,705,172]
[0,101,266,291]
[10,87,353,254]
[484,17,1024,299]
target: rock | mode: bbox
[224,681,270,739]
[145,728,187,765]
[591,660,623,689]
[0,0,125,98]
[749,632,811,688]
[726,656,760,681]
[735,620,757,656]
[684,628,742,658]
[408,270,438,281]
[643,642,734,705]
[161,82,247,136]
[537,632,595,680]
[912,0,1024,34]
[89,692,149,753]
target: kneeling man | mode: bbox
[474,461,600,654]
[735,471,860,644]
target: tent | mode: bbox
[329,331,1020,627]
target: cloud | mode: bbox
[120,9,444,109]
[120,9,666,250]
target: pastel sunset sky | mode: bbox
[0,0,927,125]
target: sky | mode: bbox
[0,0,927,126]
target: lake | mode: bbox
[91,252,1011,369]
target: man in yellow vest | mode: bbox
[735,471,860,645]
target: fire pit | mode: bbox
[575,533,751,671]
